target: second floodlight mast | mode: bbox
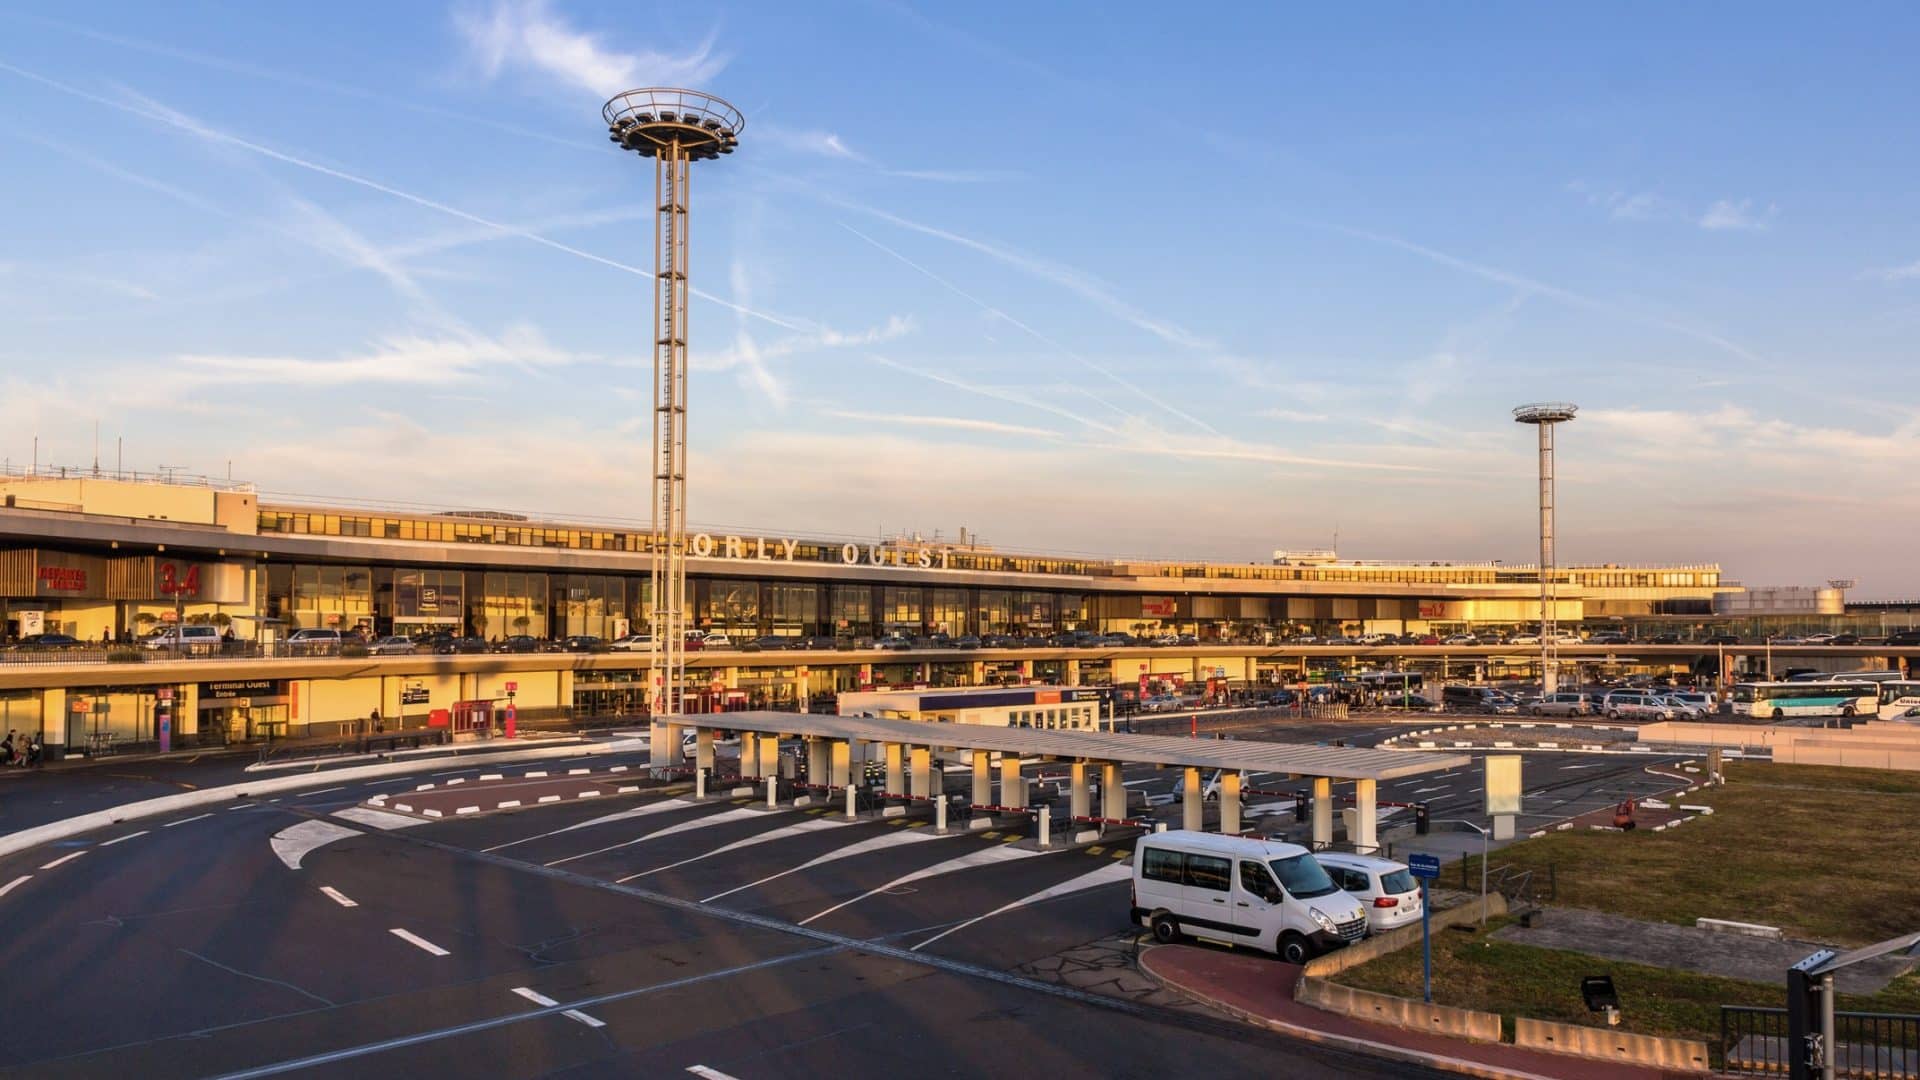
[603,88,743,771]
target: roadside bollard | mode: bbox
[696,768,706,799]
[1038,805,1051,849]
[845,784,857,819]
[766,775,777,809]
[936,794,948,833]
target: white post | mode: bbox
[695,767,706,799]
[1182,766,1203,832]
[1000,753,1027,808]
[935,793,948,834]
[765,774,777,809]
[1037,804,1051,848]
[1069,762,1090,822]
[740,732,760,780]
[1311,776,1333,848]
[909,747,933,801]
[845,782,857,820]
[1101,763,1125,824]
[971,750,992,809]
[1353,778,1377,853]
[695,727,714,773]
[1220,771,1242,835]
[885,742,904,797]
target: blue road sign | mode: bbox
[1408,853,1442,880]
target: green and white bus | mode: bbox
[1731,681,1880,720]
[1877,680,1920,721]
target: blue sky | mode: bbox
[4,2,1919,593]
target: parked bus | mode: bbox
[1877,680,1920,721]
[1730,681,1879,720]
[1805,670,1904,684]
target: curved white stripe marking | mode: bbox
[271,820,363,870]
[911,861,1132,951]
[799,844,1044,926]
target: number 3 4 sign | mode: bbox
[157,562,202,597]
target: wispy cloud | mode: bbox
[0,62,812,333]
[1699,198,1776,231]
[824,409,1063,440]
[177,325,595,387]
[1567,181,1677,222]
[757,126,1015,184]
[453,0,725,99]
[1865,259,1920,282]
[1258,407,1330,423]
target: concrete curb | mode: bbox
[1138,948,1560,1080]
[0,742,643,861]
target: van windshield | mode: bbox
[1270,854,1340,899]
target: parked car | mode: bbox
[284,628,344,654]
[874,634,913,651]
[1316,852,1424,934]
[1133,831,1368,963]
[1887,630,1920,646]
[492,635,545,654]
[1704,634,1741,645]
[1648,633,1681,645]
[14,633,85,650]
[1830,633,1860,646]
[796,635,842,651]
[1440,634,1478,646]
[1590,632,1630,645]
[700,633,735,649]
[1801,633,1837,645]
[1530,691,1594,718]
[1600,690,1680,721]
[1378,694,1441,712]
[1667,692,1716,718]
[608,634,653,652]
[1441,685,1518,714]
[559,635,606,653]
[948,634,983,650]
[1509,633,1541,645]
[367,635,416,656]
[745,635,792,652]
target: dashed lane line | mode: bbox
[40,851,86,870]
[687,1067,741,1080]
[546,807,762,868]
[701,827,953,903]
[319,886,358,908]
[616,816,857,882]
[509,987,606,1028]
[164,812,215,827]
[0,875,30,898]
[299,787,348,797]
[389,928,450,956]
[100,830,150,847]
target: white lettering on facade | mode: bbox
[916,549,932,568]
[755,537,770,560]
[692,534,714,557]
[782,539,798,561]
[724,535,744,559]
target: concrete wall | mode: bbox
[1639,721,1920,772]
[1302,892,1508,978]
[1512,1017,1710,1072]
[1295,977,1502,1043]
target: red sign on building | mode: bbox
[37,566,87,592]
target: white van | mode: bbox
[1132,831,1369,963]
[141,625,224,655]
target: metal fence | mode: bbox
[1723,1005,1919,1077]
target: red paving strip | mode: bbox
[376,775,648,817]
[1140,945,1673,1080]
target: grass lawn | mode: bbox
[1331,917,1920,1050]
[1459,760,1920,947]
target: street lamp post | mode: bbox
[1438,818,1491,925]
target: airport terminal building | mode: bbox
[0,472,1736,647]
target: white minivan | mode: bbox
[1132,831,1369,963]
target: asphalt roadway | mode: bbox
[0,722,1690,1078]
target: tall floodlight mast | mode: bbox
[1513,403,1578,695]
[604,89,743,769]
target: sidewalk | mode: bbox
[1140,945,1676,1080]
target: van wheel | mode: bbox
[1150,914,1181,945]
[1841,705,1856,718]
[1278,932,1313,965]
[1607,709,1620,720]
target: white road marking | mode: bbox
[497,800,522,809]
[913,861,1133,952]
[547,807,761,868]
[799,844,1043,926]
[332,806,427,831]
[366,778,407,787]
[319,886,358,908]
[619,816,857,882]
[271,820,363,870]
[687,1067,740,1080]
[40,851,86,870]
[1411,786,1447,794]
[299,787,347,797]
[456,806,480,815]
[163,812,215,828]
[389,928,450,956]
[537,796,561,804]
[1559,763,1605,770]
[509,984,607,1026]
[702,828,952,903]
[228,803,257,811]
[479,797,697,853]
[0,875,30,898]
